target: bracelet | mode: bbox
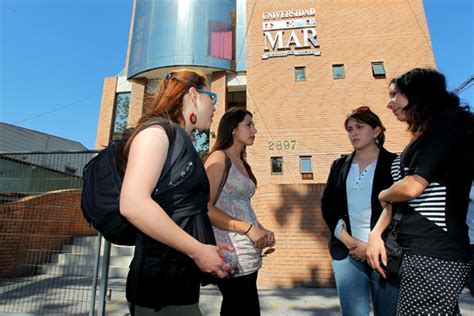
[243,224,253,235]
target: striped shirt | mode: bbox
[391,108,473,260]
[391,155,447,231]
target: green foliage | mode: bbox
[193,129,209,161]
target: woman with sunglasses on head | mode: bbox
[119,69,230,315]
[367,68,474,315]
[321,106,399,316]
[205,107,276,316]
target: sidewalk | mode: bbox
[105,281,474,316]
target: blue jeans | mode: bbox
[332,256,399,316]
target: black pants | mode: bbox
[217,271,260,316]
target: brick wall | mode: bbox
[254,183,334,288]
[246,0,435,185]
[128,79,147,128]
[0,189,96,278]
[95,77,118,149]
[91,0,437,288]
[210,71,228,149]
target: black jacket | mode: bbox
[321,147,396,260]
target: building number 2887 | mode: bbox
[267,140,296,151]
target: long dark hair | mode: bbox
[390,68,469,135]
[117,69,208,171]
[208,107,257,186]
[344,106,386,147]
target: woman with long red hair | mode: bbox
[119,69,230,315]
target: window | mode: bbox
[295,67,306,81]
[332,64,345,79]
[371,62,386,78]
[271,157,283,174]
[227,91,246,109]
[300,156,314,180]
[299,156,312,173]
[209,21,233,60]
[111,92,130,141]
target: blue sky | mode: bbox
[0,0,473,149]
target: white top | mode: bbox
[467,181,474,244]
[213,164,262,276]
[344,161,377,242]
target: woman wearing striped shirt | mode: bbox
[367,68,474,315]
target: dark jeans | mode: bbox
[217,270,260,316]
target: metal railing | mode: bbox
[0,150,116,315]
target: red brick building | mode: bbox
[96,0,435,287]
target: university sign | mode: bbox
[262,8,321,59]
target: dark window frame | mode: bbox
[271,156,283,174]
[299,156,312,173]
[295,66,306,82]
[110,92,131,142]
[332,64,345,79]
[371,61,386,78]
[299,156,314,180]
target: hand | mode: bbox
[379,200,392,209]
[260,226,276,248]
[348,239,367,262]
[216,243,238,273]
[191,244,231,278]
[366,232,387,279]
[246,225,267,249]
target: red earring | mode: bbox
[189,113,197,124]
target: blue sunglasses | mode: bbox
[186,88,218,106]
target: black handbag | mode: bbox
[382,205,404,276]
[382,156,407,276]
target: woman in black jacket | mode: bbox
[321,107,399,316]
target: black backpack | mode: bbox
[81,119,179,245]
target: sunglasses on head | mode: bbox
[353,106,370,112]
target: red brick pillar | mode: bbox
[95,77,118,149]
[209,71,227,149]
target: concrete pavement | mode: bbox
[1,276,473,315]
[105,281,474,316]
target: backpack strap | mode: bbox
[213,151,232,205]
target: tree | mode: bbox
[193,129,209,161]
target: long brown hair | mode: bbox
[117,69,208,172]
[208,107,257,186]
